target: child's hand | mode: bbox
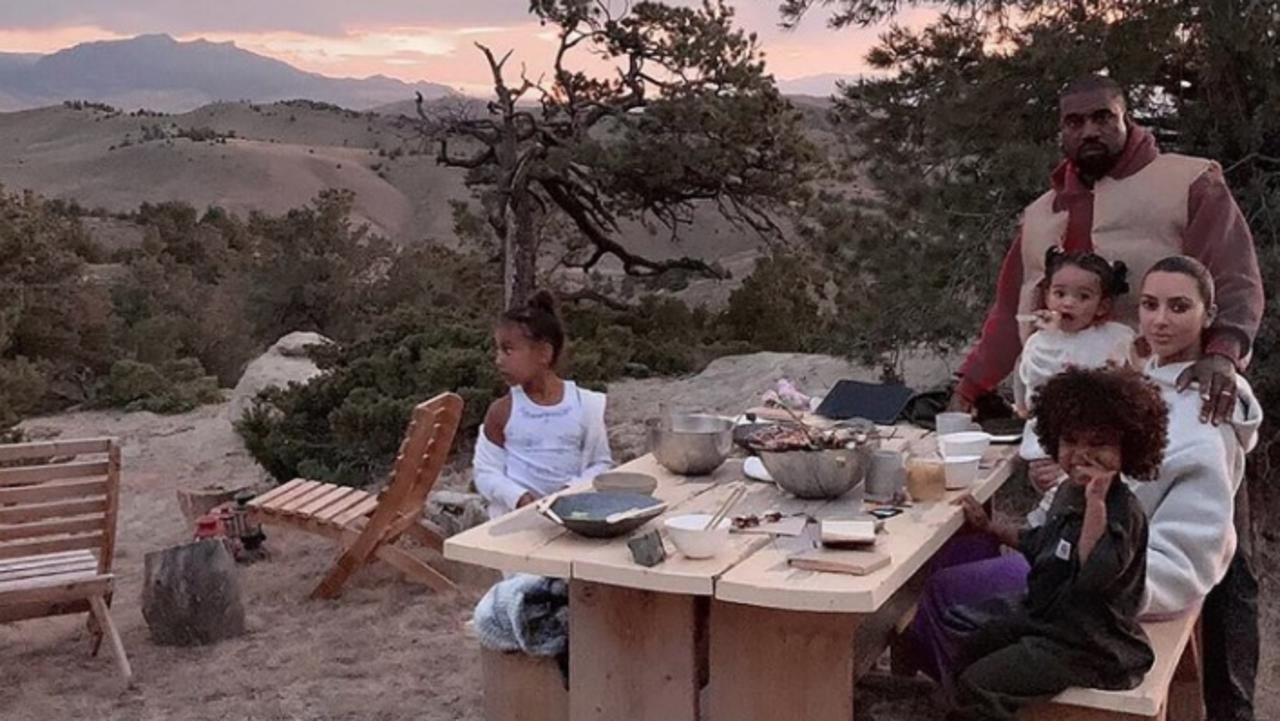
[1032,309,1062,332]
[953,495,992,534]
[1074,463,1115,504]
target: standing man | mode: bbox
[950,74,1264,721]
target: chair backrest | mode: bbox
[0,438,121,574]
[368,393,464,542]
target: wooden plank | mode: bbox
[0,515,105,542]
[331,496,380,527]
[313,489,373,522]
[0,438,111,463]
[715,449,1014,613]
[1039,611,1200,717]
[0,557,100,583]
[0,573,111,606]
[0,549,96,572]
[295,485,359,517]
[275,482,336,514]
[0,460,109,487]
[572,474,828,595]
[446,456,733,579]
[0,497,108,525]
[1018,706,1159,721]
[0,533,105,561]
[481,648,569,721]
[0,478,109,506]
[568,580,700,721]
[247,478,306,508]
[258,480,322,511]
[706,599,860,721]
[100,442,121,575]
[0,597,91,624]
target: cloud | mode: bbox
[2,0,537,35]
[0,2,936,95]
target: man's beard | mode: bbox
[1074,142,1120,178]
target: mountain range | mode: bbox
[0,34,454,113]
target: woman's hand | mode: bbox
[516,492,536,509]
[1028,459,1064,494]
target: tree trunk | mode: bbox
[142,539,247,646]
[506,191,539,310]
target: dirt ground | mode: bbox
[2,353,1276,720]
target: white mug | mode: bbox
[936,412,980,435]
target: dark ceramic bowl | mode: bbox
[543,492,666,538]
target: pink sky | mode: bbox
[0,3,937,94]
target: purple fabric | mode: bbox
[902,532,1032,683]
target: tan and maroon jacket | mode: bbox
[958,125,1264,402]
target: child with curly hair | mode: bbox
[941,366,1168,720]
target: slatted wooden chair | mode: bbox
[0,437,131,679]
[249,392,464,600]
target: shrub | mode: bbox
[98,358,222,414]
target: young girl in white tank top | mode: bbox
[473,292,612,519]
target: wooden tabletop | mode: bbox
[444,425,1017,612]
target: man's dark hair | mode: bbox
[1033,366,1168,481]
[1060,74,1126,107]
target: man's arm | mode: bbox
[1184,164,1264,366]
[955,232,1027,405]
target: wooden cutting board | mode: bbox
[787,549,891,576]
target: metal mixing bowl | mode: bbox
[649,413,734,476]
[759,446,873,500]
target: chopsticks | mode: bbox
[605,502,667,525]
[705,483,747,531]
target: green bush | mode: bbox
[0,358,49,427]
[722,254,831,352]
[236,314,502,485]
[98,358,222,414]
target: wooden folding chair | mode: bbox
[0,437,132,680]
[249,392,464,600]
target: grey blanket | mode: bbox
[473,574,569,657]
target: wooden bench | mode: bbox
[1019,611,1203,721]
[0,437,132,679]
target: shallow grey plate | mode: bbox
[546,492,666,538]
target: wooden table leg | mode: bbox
[569,580,701,721]
[706,600,860,721]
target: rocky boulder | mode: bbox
[227,332,332,424]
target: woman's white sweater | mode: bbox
[1131,360,1262,618]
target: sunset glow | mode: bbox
[0,3,940,95]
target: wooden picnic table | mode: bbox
[445,425,1017,721]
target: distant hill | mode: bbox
[0,92,864,306]
[777,73,862,98]
[0,34,454,113]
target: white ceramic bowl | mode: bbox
[943,455,982,490]
[940,431,992,458]
[663,514,730,559]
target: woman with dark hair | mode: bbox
[1137,256,1263,719]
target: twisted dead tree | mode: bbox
[417,0,817,309]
